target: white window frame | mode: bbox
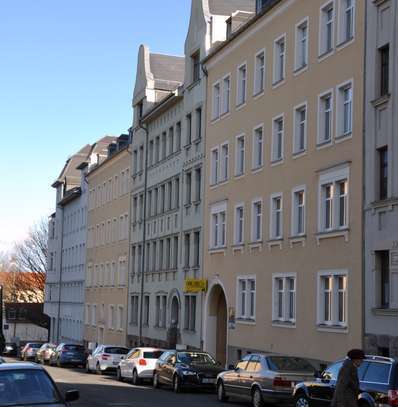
[319,1,335,56]
[251,198,263,242]
[212,81,221,120]
[291,185,306,237]
[293,102,308,154]
[271,114,284,163]
[210,201,227,249]
[117,305,124,331]
[235,133,246,176]
[220,142,229,182]
[234,203,245,245]
[336,79,353,138]
[273,33,286,84]
[210,146,219,185]
[272,273,297,324]
[222,74,231,115]
[337,0,355,45]
[317,269,348,328]
[317,89,334,146]
[294,17,309,71]
[253,48,266,95]
[236,62,247,106]
[318,165,350,232]
[236,275,256,320]
[252,124,264,170]
[270,192,283,240]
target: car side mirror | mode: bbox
[228,364,235,370]
[65,390,79,402]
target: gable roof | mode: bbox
[209,0,255,15]
[150,53,185,91]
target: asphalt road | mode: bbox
[3,358,250,407]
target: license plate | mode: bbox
[202,378,215,384]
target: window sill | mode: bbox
[184,203,192,209]
[272,321,296,329]
[251,166,264,174]
[335,132,352,143]
[271,158,284,167]
[316,229,349,245]
[288,235,306,247]
[186,79,201,91]
[249,241,263,252]
[234,173,245,179]
[192,199,201,206]
[182,329,197,334]
[272,78,286,89]
[236,102,247,111]
[371,93,391,108]
[292,150,307,159]
[293,64,308,76]
[184,144,192,151]
[372,308,398,317]
[193,137,202,145]
[369,198,398,213]
[318,48,335,62]
[208,247,227,255]
[316,139,333,150]
[232,244,244,254]
[253,90,265,100]
[267,239,283,250]
[316,324,348,334]
[336,36,355,51]
[236,318,256,325]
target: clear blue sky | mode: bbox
[0,0,190,252]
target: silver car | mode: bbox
[216,354,317,407]
[86,345,129,375]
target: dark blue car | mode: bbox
[50,343,87,368]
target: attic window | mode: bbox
[256,0,271,14]
[191,51,200,83]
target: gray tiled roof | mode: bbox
[209,0,255,15]
[150,53,185,91]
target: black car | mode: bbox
[153,350,225,392]
[50,343,87,368]
[293,355,398,407]
[0,362,79,406]
[3,343,18,357]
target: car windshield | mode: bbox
[0,369,62,406]
[28,344,42,349]
[63,345,85,352]
[104,347,129,355]
[143,351,163,359]
[177,352,216,365]
[267,356,315,373]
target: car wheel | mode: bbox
[132,369,141,386]
[252,387,265,407]
[217,380,228,402]
[116,368,123,382]
[295,393,310,407]
[173,375,181,393]
[153,372,161,388]
[96,363,103,375]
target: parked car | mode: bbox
[153,350,225,393]
[293,355,398,407]
[86,345,130,375]
[0,357,5,364]
[36,343,57,364]
[0,362,79,406]
[20,343,43,361]
[216,354,317,407]
[50,343,87,368]
[117,347,164,384]
[3,343,18,357]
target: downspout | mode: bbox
[56,202,65,344]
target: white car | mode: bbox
[86,345,129,375]
[117,347,164,385]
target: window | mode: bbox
[234,204,244,245]
[251,200,262,242]
[338,0,354,43]
[194,168,201,202]
[211,147,219,185]
[318,271,347,327]
[293,104,307,153]
[173,236,179,269]
[295,19,308,70]
[184,295,196,331]
[176,122,181,151]
[237,63,247,106]
[174,177,180,208]
[91,304,97,327]
[337,81,353,137]
[292,187,305,236]
[363,362,392,384]
[237,277,256,320]
[155,295,167,328]
[195,107,202,140]
[254,50,265,95]
[184,233,190,268]
[186,114,192,145]
[117,306,123,330]
[320,2,334,55]
[318,91,333,144]
[161,132,167,160]
[273,35,286,83]
[193,231,200,267]
[155,136,160,163]
[210,203,227,249]
[272,116,284,162]
[378,146,388,200]
[379,45,389,97]
[235,135,245,176]
[168,127,174,156]
[191,50,200,83]
[319,167,349,232]
[220,143,229,182]
[273,275,296,323]
[252,125,264,169]
[376,251,390,309]
[212,82,221,120]
[256,0,268,13]
[185,171,192,205]
[270,194,283,239]
[222,75,231,114]
[143,295,150,326]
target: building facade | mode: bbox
[84,135,131,347]
[203,0,365,365]
[364,0,398,357]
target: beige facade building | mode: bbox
[84,135,131,347]
[202,0,365,365]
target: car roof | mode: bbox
[0,362,44,371]
[134,347,164,351]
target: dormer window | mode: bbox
[256,0,270,14]
[191,51,200,83]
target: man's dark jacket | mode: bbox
[331,358,360,407]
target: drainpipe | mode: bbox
[137,121,149,346]
[56,202,65,344]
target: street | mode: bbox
[3,358,249,407]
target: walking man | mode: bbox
[331,349,365,407]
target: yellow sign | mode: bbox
[184,279,208,293]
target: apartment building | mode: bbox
[364,0,398,357]
[45,138,111,344]
[202,0,365,365]
[84,135,131,347]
